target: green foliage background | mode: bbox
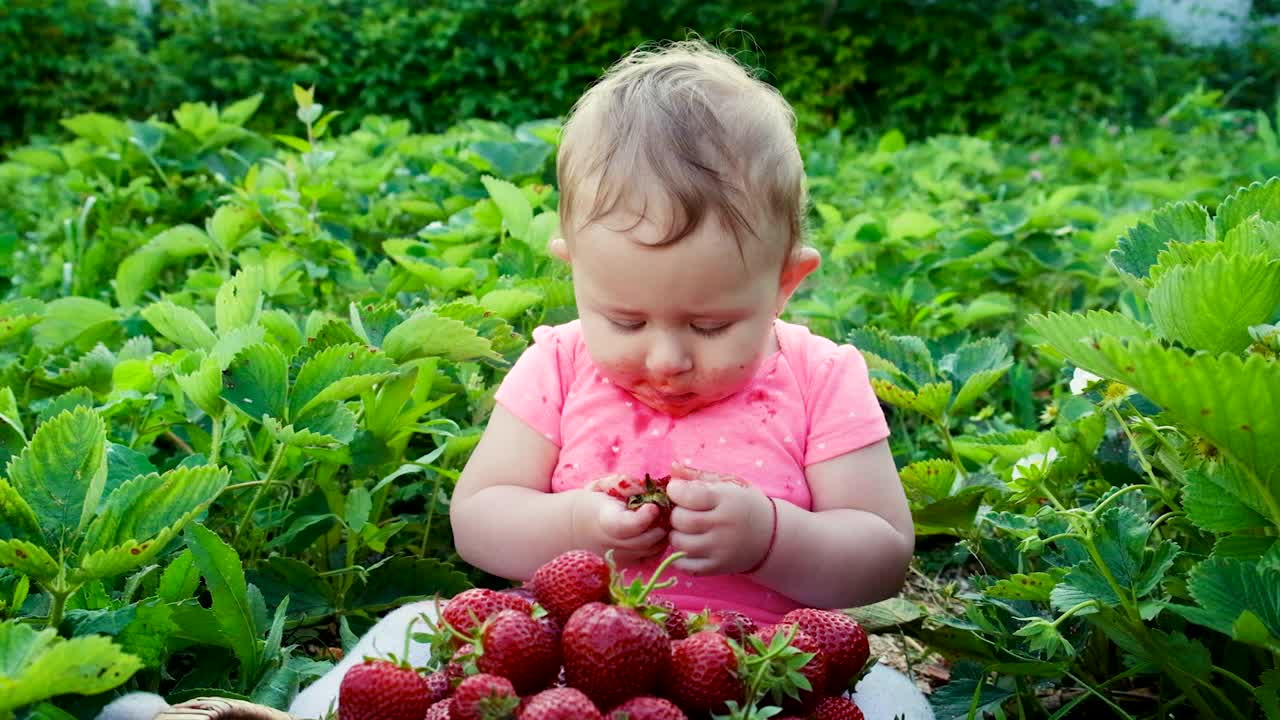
[3,0,1280,145]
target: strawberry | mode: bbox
[705,609,756,642]
[475,609,561,694]
[607,696,688,720]
[425,669,454,705]
[661,631,745,715]
[563,601,669,709]
[648,597,689,639]
[451,673,520,720]
[442,589,533,642]
[528,550,611,624]
[624,474,674,529]
[750,624,827,715]
[810,696,866,720]
[779,609,869,695]
[518,687,603,720]
[561,552,685,709]
[338,657,432,720]
[425,699,453,720]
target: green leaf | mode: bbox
[345,487,372,534]
[220,94,264,126]
[1094,338,1280,506]
[927,660,1014,720]
[985,572,1060,602]
[158,549,201,603]
[888,210,942,240]
[1061,506,1178,604]
[1013,618,1075,658]
[481,176,533,242]
[185,524,262,684]
[1258,669,1280,720]
[383,240,478,291]
[1148,254,1280,354]
[480,288,542,319]
[289,344,397,420]
[468,141,552,178]
[1026,310,1156,380]
[526,212,559,252]
[0,539,58,580]
[80,464,229,560]
[0,313,41,346]
[141,301,217,351]
[0,622,143,713]
[1167,557,1280,651]
[900,459,958,505]
[1222,216,1280,259]
[60,112,129,146]
[353,557,471,611]
[871,379,951,421]
[208,205,259,251]
[912,491,984,536]
[116,602,177,668]
[215,266,265,333]
[848,327,935,387]
[1215,177,1280,240]
[222,343,289,421]
[1184,463,1272,533]
[1110,201,1210,280]
[382,310,498,363]
[115,225,214,307]
[173,102,220,140]
[4,407,107,550]
[175,353,224,417]
[33,298,119,351]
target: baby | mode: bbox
[98,40,931,720]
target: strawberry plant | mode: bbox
[865,179,1280,719]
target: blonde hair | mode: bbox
[556,39,807,260]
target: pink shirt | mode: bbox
[493,319,890,624]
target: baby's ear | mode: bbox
[548,237,571,262]
[776,246,821,309]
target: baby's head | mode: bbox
[549,39,819,417]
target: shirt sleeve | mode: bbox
[493,324,569,446]
[803,340,891,466]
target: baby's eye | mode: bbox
[609,318,645,331]
[692,322,732,337]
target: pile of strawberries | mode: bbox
[337,549,871,720]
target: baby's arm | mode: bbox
[748,438,914,609]
[450,405,666,581]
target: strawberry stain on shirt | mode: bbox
[632,406,654,436]
[597,435,622,471]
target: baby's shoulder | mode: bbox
[775,319,856,375]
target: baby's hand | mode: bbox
[665,463,773,576]
[574,475,669,562]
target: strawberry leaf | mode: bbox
[141,301,216,351]
[4,407,107,550]
[1166,557,1280,652]
[1214,177,1280,240]
[1110,200,1210,281]
[1148,253,1280,354]
[185,523,263,684]
[222,342,289,421]
[0,622,143,713]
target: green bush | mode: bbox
[3,0,1278,147]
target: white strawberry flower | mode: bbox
[1069,368,1103,395]
[1011,447,1060,482]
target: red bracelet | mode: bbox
[744,496,778,575]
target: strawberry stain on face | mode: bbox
[747,389,769,404]
[597,435,622,471]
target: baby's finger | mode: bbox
[672,554,719,577]
[666,479,719,511]
[601,502,658,538]
[670,461,703,481]
[668,530,712,558]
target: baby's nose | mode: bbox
[645,340,693,376]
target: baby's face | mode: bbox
[559,205,798,418]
